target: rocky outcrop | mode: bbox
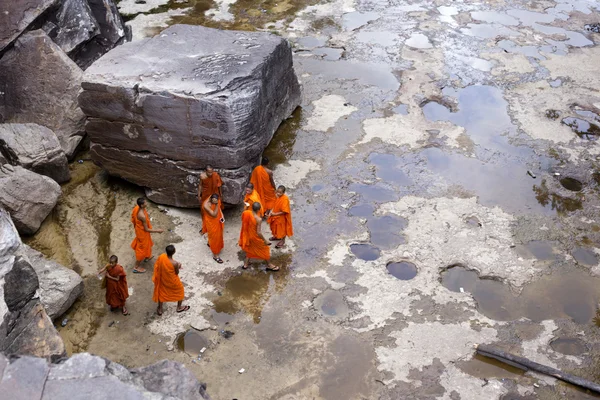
[0,353,212,399]
[79,24,301,207]
[0,123,71,183]
[51,0,100,56]
[17,245,84,320]
[0,164,61,235]
[0,30,86,158]
[0,0,58,53]
[0,208,66,362]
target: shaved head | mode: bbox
[252,202,261,212]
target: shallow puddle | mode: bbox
[515,240,558,261]
[350,244,381,261]
[176,329,209,355]
[562,117,600,140]
[386,261,417,280]
[458,353,526,379]
[368,152,412,187]
[314,289,349,318]
[550,337,587,356]
[341,11,380,31]
[533,179,583,214]
[572,247,598,266]
[262,107,302,167]
[348,182,398,203]
[560,177,583,192]
[367,215,407,249]
[441,265,600,324]
[348,204,374,217]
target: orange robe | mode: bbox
[239,210,270,260]
[200,172,223,234]
[244,189,264,217]
[131,205,153,261]
[152,253,184,302]
[205,203,224,255]
[250,165,276,210]
[268,194,293,239]
[105,264,129,308]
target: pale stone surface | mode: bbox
[304,94,357,132]
[80,24,301,207]
[0,123,70,183]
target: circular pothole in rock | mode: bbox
[350,244,380,261]
[176,329,209,355]
[386,261,418,280]
[559,177,583,192]
[550,337,587,356]
[313,290,349,319]
[465,216,482,227]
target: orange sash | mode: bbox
[238,210,270,260]
[200,172,222,234]
[250,165,276,210]
[244,189,264,217]
[268,194,293,239]
[131,205,153,261]
[152,253,184,302]
[206,203,224,255]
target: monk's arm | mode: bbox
[203,199,218,217]
[256,219,270,245]
[174,261,181,275]
[141,216,163,233]
[105,272,120,281]
[267,168,276,190]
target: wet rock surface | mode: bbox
[80,24,301,207]
[0,353,212,399]
[0,30,86,158]
[0,123,70,183]
[0,165,61,235]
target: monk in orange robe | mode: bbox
[203,193,224,263]
[131,198,163,273]
[267,185,293,249]
[250,157,276,212]
[198,165,223,235]
[99,255,130,315]
[152,245,189,315]
[239,202,279,271]
[243,183,264,217]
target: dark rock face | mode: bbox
[0,164,61,235]
[51,0,100,56]
[0,353,212,399]
[0,0,58,53]
[0,123,71,183]
[0,208,66,362]
[0,30,86,158]
[80,24,301,207]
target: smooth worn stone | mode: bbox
[48,353,107,380]
[3,256,39,312]
[51,0,100,55]
[80,24,301,207]
[0,30,86,159]
[18,245,84,320]
[131,359,211,399]
[43,375,147,399]
[0,0,57,53]
[0,165,61,235]
[0,356,49,400]
[0,123,70,183]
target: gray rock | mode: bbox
[80,24,301,207]
[4,256,39,311]
[0,353,211,399]
[0,123,71,183]
[0,0,58,53]
[51,0,100,55]
[0,165,61,235]
[0,208,20,262]
[17,245,84,320]
[0,30,86,159]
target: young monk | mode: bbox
[239,202,279,271]
[99,255,130,315]
[250,157,276,212]
[243,183,264,217]
[153,245,189,315]
[203,193,224,263]
[198,165,223,235]
[131,198,163,273]
[267,185,293,249]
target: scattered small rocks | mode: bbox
[584,23,600,33]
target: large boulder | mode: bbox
[0,353,212,399]
[17,245,83,320]
[0,30,86,159]
[0,164,61,235]
[79,24,301,207]
[0,208,66,362]
[0,123,71,183]
[0,0,58,53]
[51,0,100,56]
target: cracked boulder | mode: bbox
[79,24,301,207]
[0,0,58,53]
[0,353,212,399]
[0,30,86,159]
[0,123,70,183]
[0,164,61,235]
[50,0,100,57]
[0,208,66,362]
[17,245,84,321]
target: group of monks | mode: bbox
[99,157,293,315]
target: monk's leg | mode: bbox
[276,236,286,248]
[242,255,249,269]
[156,302,163,316]
[122,301,129,315]
[176,301,190,312]
[134,259,146,273]
[266,257,280,271]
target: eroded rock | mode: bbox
[80,24,301,207]
[17,245,84,320]
[0,0,57,53]
[0,353,212,399]
[0,123,70,183]
[0,165,61,235]
[0,30,86,159]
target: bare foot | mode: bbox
[133,267,146,273]
[266,264,280,271]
